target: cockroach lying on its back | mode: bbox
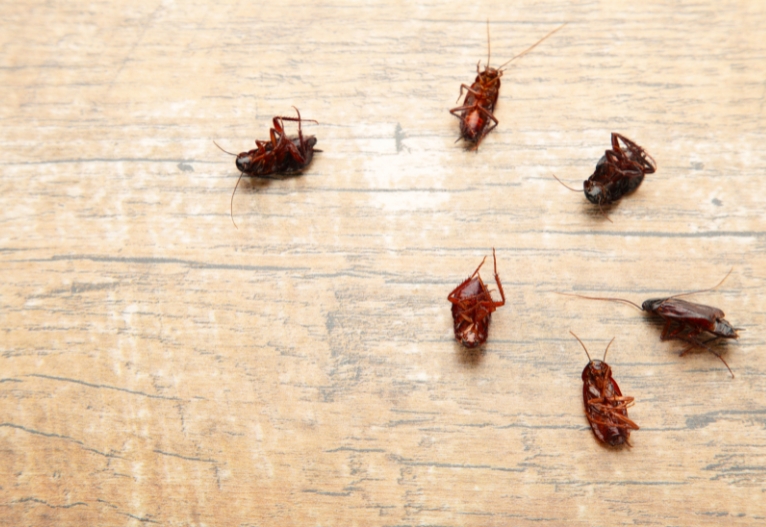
[447,248,506,348]
[554,133,656,221]
[215,107,321,228]
[570,331,639,447]
[450,22,566,149]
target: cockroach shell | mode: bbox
[643,297,738,339]
[582,360,632,447]
[451,278,492,348]
[452,276,485,301]
[649,298,725,321]
[584,155,645,205]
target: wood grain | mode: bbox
[1,1,765,525]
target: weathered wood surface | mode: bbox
[1,1,765,525]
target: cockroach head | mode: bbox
[589,359,607,372]
[581,359,612,384]
[480,66,502,82]
[641,298,664,312]
[235,153,253,173]
[583,180,607,205]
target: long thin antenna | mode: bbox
[486,20,491,67]
[597,202,614,224]
[557,292,644,312]
[214,141,237,156]
[570,330,592,362]
[668,268,733,300]
[552,173,580,192]
[214,140,242,229]
[551,175,613,222]
[230,173,244,229]
[497,22,567,70]
[602,337,616,362]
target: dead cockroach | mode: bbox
[554,133,656,221]
[450,22,566,149]
[447,248,506,348]
[559,271,739,377]
[215,107,321,228]
[571,331,639,447]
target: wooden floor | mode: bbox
[1,1,765,525]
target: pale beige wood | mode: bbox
[1,1,765,526]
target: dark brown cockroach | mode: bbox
[447,248,506,348]
[215,107,321,228]
[450,22,566,149]
[553,133,656,221]
[559,271,739,377]
[570,331,639,447]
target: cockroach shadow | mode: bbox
[455,343,486,367]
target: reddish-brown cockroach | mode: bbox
[450,22,566,149]
[447,248,506,348]
[553,133,656,221]
[215,107,321,228]
[559,271,739,377]
[570,331,639,447]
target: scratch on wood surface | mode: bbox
[27,373,183,401]
[153,449,217,464]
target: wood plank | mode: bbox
[1,1,765,525]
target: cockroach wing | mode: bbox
[650,298,725,331]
